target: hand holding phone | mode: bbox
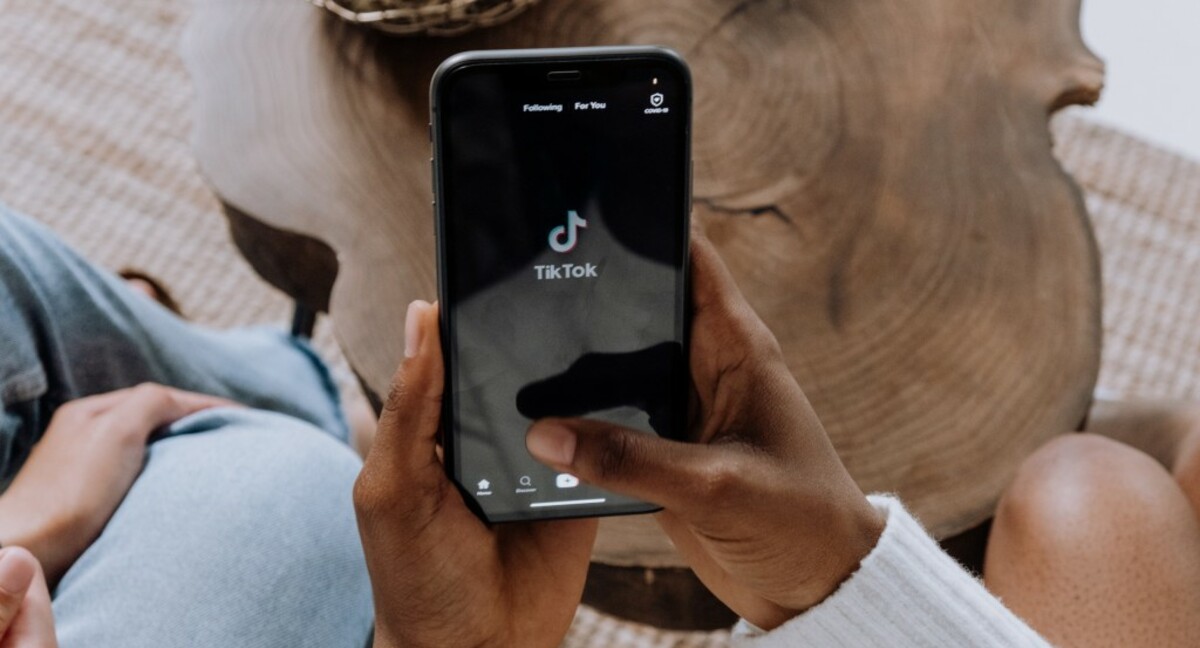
[358,45,881,646]
[355,235,887,646]
[354,300,597,648]
[525,234,887,631]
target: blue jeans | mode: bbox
[0,206,373,647]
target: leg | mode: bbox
[984,434,1200,647]
[0,205,348,476]
[1087,398,1200,521]
[51,410,372,647]
[1172,421,1200,518]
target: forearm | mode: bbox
[732,495,1049,647]
[0,493,74,585]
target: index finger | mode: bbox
[689,227,751,318]
[57,387,143,419]
[100,383,238,440]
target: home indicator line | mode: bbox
[529,498,606,508]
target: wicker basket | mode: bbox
[313,0,540,36]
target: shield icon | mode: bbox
[650,92,664,107]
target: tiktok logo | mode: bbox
[548,210,588,254]
[536,209,600,281]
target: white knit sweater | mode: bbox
[731,495,1049,647]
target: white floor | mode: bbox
[1069,0,1200,161]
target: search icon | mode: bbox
[519,476,533,487]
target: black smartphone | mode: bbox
[431,46,692,523]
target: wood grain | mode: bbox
[184,0,1103,561]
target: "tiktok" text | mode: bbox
[534,263,600,281]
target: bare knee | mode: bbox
[988,436,1200,647]
[1169,407,1200,510]
[994,433,1178,551]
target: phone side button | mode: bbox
[688,158,694,207]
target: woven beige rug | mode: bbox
[0,0,346,378]
[1052,114,1200,401]
[1,1,1197,646]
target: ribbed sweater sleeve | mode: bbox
[730,495,1049,647]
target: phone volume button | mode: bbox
[430,157,437,217]
[688,158,694,207]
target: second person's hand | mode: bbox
[526,231,886,631]
[0,384,236,583]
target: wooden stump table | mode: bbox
[184,0,1104,629]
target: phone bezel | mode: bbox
[430,46,693,523]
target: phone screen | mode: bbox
[434,51,691,522]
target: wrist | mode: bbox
[736,493,886,632]
[0,496,32,548]
[0,495,61,570]
[819,492,886,590]
[840,495,888,573]
[781,493,886,616]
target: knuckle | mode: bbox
[382,370,441,418]
[133,382,170,404]
[50,403,81,425]
[132,382,162,395]
[592,431,641,483]
[693,457,745,501]
[419,383,442,409]
[734,306,783,358]
[353,466,448,533]
[754,325,785,361]
[353,468,389,515]
[382,371,410,413]
[352,470,389,522]
[381,380,405,417]
[709,302,783,364]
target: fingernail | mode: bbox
[527,423,577,467]
[0,549,34,595]
[404,300,429,359]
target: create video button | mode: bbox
[556,473,580,489]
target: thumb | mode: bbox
[357,300,446,523]
[526,418,731,514]
[2,551,56,647]
[372,300,444,476]
[0,548,35,633]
